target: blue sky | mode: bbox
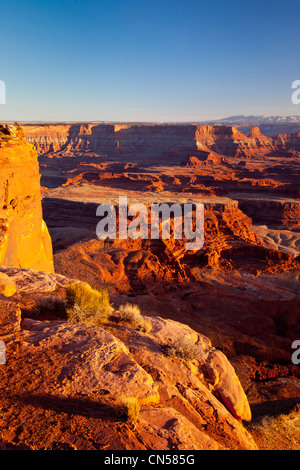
[0,0,299,122]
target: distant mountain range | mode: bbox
[216,115,300,124]
[209,115,300,137]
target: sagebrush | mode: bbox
[117,397,140,424]
[65,282,110,325]
[119,303,151,333]
[165,336,206,363]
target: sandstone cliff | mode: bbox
[0,124,54,272]
[23,122,300,162]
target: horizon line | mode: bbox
[1,114,300,126]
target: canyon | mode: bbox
[0,121,299,450]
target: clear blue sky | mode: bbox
[0,0,299,122]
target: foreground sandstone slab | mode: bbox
[0,267,257,450]
[148,316,252,422]
[0,266,71,293]
[109,316,256,450]
[19,318,160,406]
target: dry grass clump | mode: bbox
[65,282,111,326]
[247,404,300,450]
[117,397,140,424]
[165,336,206,364]
[118,303,152,333]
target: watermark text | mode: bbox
[292,80,300,105]
[292,340,300,365]
[0,80,6,104]
[0,340,5,364]
[96,197,205,251]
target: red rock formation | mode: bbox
[239,199,300,228]
[21,122,300,167]
[181,150,227,168]
[249,126,269,139]
[0,124,54,272]
[195,125,276,158]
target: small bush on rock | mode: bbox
[65,282,110,325]
[165,336,206,364]
[119,303,152,333]
[117,397,140,425]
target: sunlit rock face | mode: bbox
[0,124,54,272]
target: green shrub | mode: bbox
[65,282,110,325]
[119,303,152,333]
